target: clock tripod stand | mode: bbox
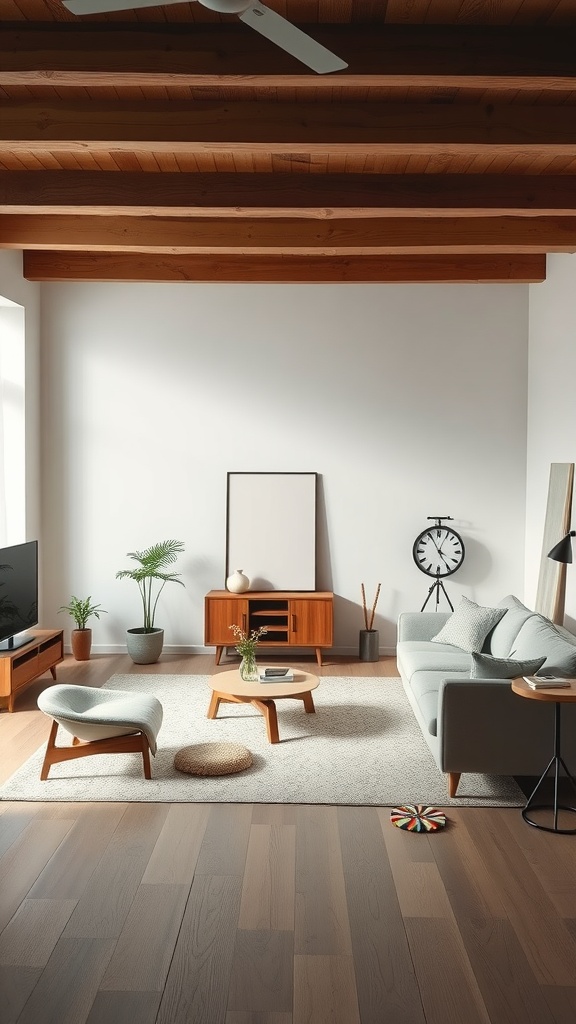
[421,573,454,613]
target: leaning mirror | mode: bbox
[226,472,317,591]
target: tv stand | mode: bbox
[0,629,64,712]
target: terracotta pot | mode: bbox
[71,628,92,661]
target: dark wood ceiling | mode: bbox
[2,0,576,283]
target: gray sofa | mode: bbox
[397,594,576,797]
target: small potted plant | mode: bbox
[58,595,107,661]
[229,622,268,680]
[116,539,185,664]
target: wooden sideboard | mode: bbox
[204,591,333,666]
[0,629,64,712]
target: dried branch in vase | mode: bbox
[361,583,381,631]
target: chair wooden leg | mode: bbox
[448,772,461,797]
[141,736,152,779]
[39,722,154,780]
[40,720,60,781]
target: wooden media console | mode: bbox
[0,629,64,712]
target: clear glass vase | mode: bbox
[239,652,258,682]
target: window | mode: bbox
[0,299,25,546]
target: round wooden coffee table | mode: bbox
[511,676,576,833]
[207,668,319,744]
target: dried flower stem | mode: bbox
[361,583,368,630]
[361,583,381,631]
[229,622,268,658]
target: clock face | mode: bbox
[413,526,465,578]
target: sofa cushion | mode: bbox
[485,595,536,658]
[397,645,471,682]
[470,652,546,679]
[510,615,576,676]
[431,596,506,654]
[406,670,440,735]
[397,640,458,654]
[414,690,440,738]
[408,670,468,737]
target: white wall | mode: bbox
[526,253,576,629]
[38,280,529,655]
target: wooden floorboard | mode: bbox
[338,804,427,1024]
[63,803,170,939]
[156,873,242,1024]
[85,990,162,1024]
[1,652,576,1023]
[294,805,352,956]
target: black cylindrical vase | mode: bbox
[359,629,379,662]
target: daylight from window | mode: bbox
[0,298,25,546]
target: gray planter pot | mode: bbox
[359,629,379,662]
[126,627,164,664]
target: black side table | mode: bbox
[511,677,576,834]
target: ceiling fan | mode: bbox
[61,0,348,74]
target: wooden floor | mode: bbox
[2,652,576,1024]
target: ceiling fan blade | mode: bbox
[62,0,191,13]
[62,0,347,74]
[239,3,348,74]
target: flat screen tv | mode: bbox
[0,540,38,651]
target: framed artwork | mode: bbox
[226,472,317,591]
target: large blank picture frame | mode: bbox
[226,472,317,591]
[535,462,574,624]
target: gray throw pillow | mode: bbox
[483,596,535,658]
[431,596,507,654]
[510,615,576,677]
[470,652,546,680]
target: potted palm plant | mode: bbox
[116,539,185,664]
[58,595,107,661]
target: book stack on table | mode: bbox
[259,667,294,682]
[523,675,572,689]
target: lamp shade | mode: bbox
[548,531,576,564]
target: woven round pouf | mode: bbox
[174,742,253,777]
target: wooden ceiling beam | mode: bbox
[21,251,546,284]
[4,101,576,153]
[3,214,576,254]
[2,24,576,90]
[2,173,575,218]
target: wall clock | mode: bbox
[412,516,465,611]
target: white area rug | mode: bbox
[0,674,524,806]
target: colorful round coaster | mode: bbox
[390,805,446,832]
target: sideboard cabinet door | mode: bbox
[205,597,249,646]
[289,599,333,646]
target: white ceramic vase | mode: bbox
[226,569,250,593]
